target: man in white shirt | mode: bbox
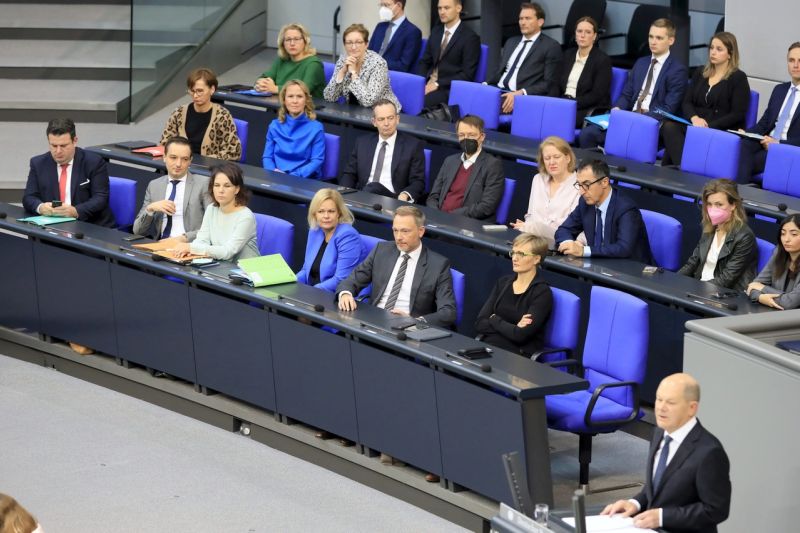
[339,100,426,201]
[485,2,562,114]
[602,373,731,533]
[336,206,456,328]
[132,136,211,241]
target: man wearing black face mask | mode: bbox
[426,115,505,220]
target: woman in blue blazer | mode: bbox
[296,188,363,292]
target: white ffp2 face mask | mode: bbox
[379,6,393,22]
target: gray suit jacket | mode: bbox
[426,150,505,220]
[335,241,456,328]
[749,249,800,309]
[132,173,211,240]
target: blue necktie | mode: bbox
[593,207,603,249]
[773,86,798,140]
[500,40,531,90]
[161,179,180,239]
[652,435,673,490]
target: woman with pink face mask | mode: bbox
[678,178,757,290]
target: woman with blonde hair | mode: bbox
[679,178,756,290]
[0,493,41,533]
[510,136,582,248]
[254,23,325,98]
[296,188,362,292]
[262,79,326,178]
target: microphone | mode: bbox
[344,199,383,211]
[151,253,165,262]
[230,277,244,285]
[0,212,6,219]
[73,232,84,240]
[608,164,627,173]
[359,322,409,341]
[278,294,325,312]
[396,331,408,341]
[445,352,493,373]
[743,199,790,213]
[425,125,454,135]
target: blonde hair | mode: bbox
[277,23,315,60]
[702,32,740,80]
[277,79,317,122]
[394,205,425,227]
[700,178,746,234]
[0,494,37,533]
[536,136,576,176]
[307,188,354,229]
[512,233,549,266]
[342,23,369,44]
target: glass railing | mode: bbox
[129,0,240,121]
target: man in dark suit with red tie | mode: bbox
[737,42,800,183]
[602,373,731,533]
[339,99,426,202]
[22,118,115,227]
[417,0,481,108]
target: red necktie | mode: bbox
[59,164,69,202]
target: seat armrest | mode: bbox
[584,380,640,429]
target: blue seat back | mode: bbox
[233,118,248,163]
[254,213,294,264]
[762,143,800,197]
[756,238,776,272]
[540,287,580,363]
[610,67,628,105]
[448,81,501,130]
[323,133,340,179]
[474,44,489,83]
[415,38,427,73]
[680,127,741,179]
[510,95,577,143]
[323,61,335,83]
[746,90,759,130]
[108,176,137,229]
[424,148,432,191]
[604,109,659,163]
[389,70,425,115]
[495,178,516,224]
[451,268,465,325]
[356,234,385,300]
[640,209,682,271]
[583,286,648,409]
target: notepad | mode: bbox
[18,215,77,226]
[237,254,297,287]
[727,129,765,141]
[563,515,655,532]
[114,140,158,151]
[585,113,611,130]
[132,145,165,157]
[653,108,691,126]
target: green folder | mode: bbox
[237,254,297,287]
[18,215,77,226]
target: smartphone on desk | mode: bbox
[51,200,62,208]
[123,234,146,242]
[458,347,492,360]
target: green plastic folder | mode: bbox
[18,215,77,226]
[237,254,297,287]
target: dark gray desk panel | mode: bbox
[0,231,39,331]
[270,313,359,440]
[351,342,442,475]
[190,286,276,411]
[33,240,116,355]
[435,371,539,505]
[110,262,196,381]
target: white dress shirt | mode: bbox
[638,52,670,112]
[772,82,800,140]
[442,19,461,46]
[375,244,422,315]
[386,15,406,45]
[38,159,73,213]
[701,232,725,281]
[565,49,587,98]
[498,33,540,92]
[153,174,187,238]
[370,131,397,193]
[459,147,481,168]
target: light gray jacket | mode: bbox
[132,173,211,241]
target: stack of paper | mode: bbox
[18,215,76,226]
[563,515,656,532]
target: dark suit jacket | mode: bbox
[426,150,505,220]
[678,223,757,291]
[487,33,563,96]
[368,18,422,73]
[634,421,731,533]
[296,223,363,293]
[554,189,654,264]
[339,132,426,200]
[748,81,800,145]
[23,147,115,227]
[417,21,480,90]
[335,241,456,327]
[615,53,688,118]
[682,68,750,131]
[558,46,612,125]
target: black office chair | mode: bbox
[542,0,607,49]
[603,4,671,69]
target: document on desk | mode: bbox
[238,254,296,287]
[585,113,611,130]
[17,215,77,226]
[727,129,765,141]
[563,515,656,532]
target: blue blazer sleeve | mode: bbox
[647,57,688,117]
[554,202,587,246]
[592,204,644,258]
[316,225,363,292]
[261,120,277,170]
[390,22,423,73]
[291,124,326,179]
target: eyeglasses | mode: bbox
[345,40,366,47]
[573,176,606,191]
[508,250,537,259]
[284,37,304,43]
[187,88,209,95]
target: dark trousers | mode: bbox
[423,87,451,109]
[737,138,768,183]
[660,120,689,166]
[362,181,396,198]
[578,123,607,149]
